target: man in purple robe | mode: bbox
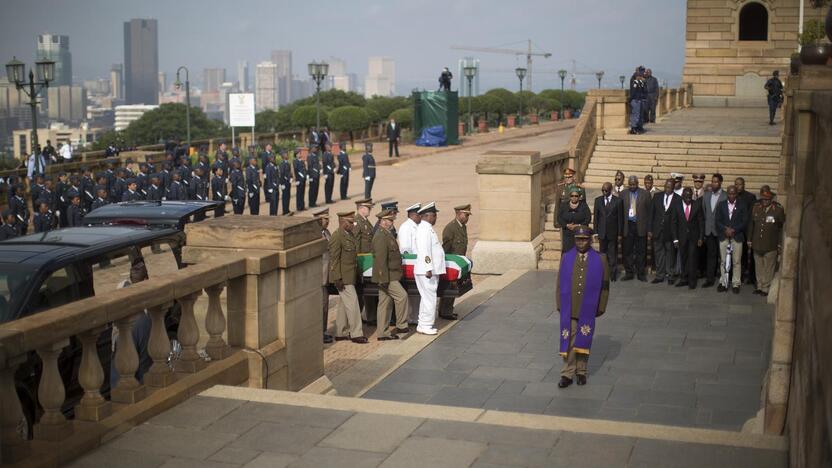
[556,226,610,388]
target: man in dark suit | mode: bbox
[386,119,401,158]
[702,173,727,287]
[593,182,624,281]
[621,176,651,281]
[648,178,682,284]
[671,187,704,289]
[715,185,749,293]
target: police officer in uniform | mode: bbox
[372,208,410,340]
[278,150,293,215]
[264,154,279,216]
[749,188,785,296]
[329,211,368,344]
[293,148,308,212]
[211,167,228,217]
[764,70,784,125]
[168,172,188,201]
[8,185,29,235]
[315,209,334,344]
[245,157,260,215]
[229,159,246,214]
[146,175,163,202]
[122,179,143,202]
[362,142,376,199]
[438,204,471,321]
[337,142,351,200]
[0,210,18,240]
[307,144,321,208]
[66,194,85,227]
[33,201,54,233]
[91,187,109,211]
[322,143,336,204]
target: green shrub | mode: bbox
[291,105,327,129]
[388,108,413,128]
[329,106,372,133]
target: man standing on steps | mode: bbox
[414,202,446,335]
[645,69,660,124]
[372,209,410,341]
[556,226,609,388]
[621,176,651,282]
[438,204,471,320]
[593,183,624,281]
[629,68,647,134]
[329,211,368,344]
[398,203,421,325]
[649,178,682,285]
[734,177,757,286]
[702,173,727,288]
[764,70,784,125]
[612,171,626,197]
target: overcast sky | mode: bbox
[0,0,687,93]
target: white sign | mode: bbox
[229,93,255,127]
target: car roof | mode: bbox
[83,200,221,227]
[0,226,179,269]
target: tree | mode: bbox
[366,96,410,122]
[291,105,327,129]
[255,109,280,133]
[291,89,366,109]
[328,106,371,133]
[122,103,224,147]
[485,88,519,115]
[388,108,413,129]
[516,90,535,114]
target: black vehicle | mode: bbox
[0,200,220,438]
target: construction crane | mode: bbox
[450,40,552,91]
[567,59,603,90]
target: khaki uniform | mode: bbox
[322,229,331,334]
[372,227,409,336]
[555,252,610,378]
[329,227,363,338]
[749,202,785,294]
[355,214,377,322]
[438,219,468,317]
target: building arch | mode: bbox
[739,2,769,41]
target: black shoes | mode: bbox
[717,285,727,292]
[323,334,333,344]
[395,327,411,334]
[651,278,664,284]
[558,376,573,388]
[621,274,635,281]
[703,280,715,288]
[439,313,458,321]
[675,281,689,288]
[378,335,399,341]
[667,279,675,286]
[577,375,587,386]
[334,336,350,341]
[733,286,741,294]
[637,275,647,282]
[351,337,369,344]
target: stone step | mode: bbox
[587,166,781,177]
[594,145,781,158]
[591,151,781,164]
[537,259,559,270]
[541,249,562,261]
[596,139,781,152]
[602,131,782,145]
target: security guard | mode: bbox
[692,173,706,200]
[438,204,471,320]
[315,209,334,344]
[372,208,410,340]
[245,157,261,215]
[337,142,351,200]
[362,142,376,199]
[322,143,336,203]
[293,148,307,212]
[329,211,368,344]
[278,150,293,215]
[307,144,321,208]
[749,188,785,296]
[559,168,585,203]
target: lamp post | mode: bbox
[596,70,605,89]
[5,56,54,175]
[463,64,477,136]
[308,61,329,131]
[558,69,567,119]
[515,67,527,127]
[619,75,626,89]
[174,66,191,156]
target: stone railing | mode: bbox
[763,65,832,468]
[0,215,326,466]
[472,149,570,274]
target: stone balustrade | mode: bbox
[0,215,326,466]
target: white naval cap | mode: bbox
[405,203,421,213]
[417,202,437,214]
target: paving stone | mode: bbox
[428,386,496,407]
[361,390,434,404]
[458,376,505,391]
[230,422,333,455]
[108,424,237,461]
[548,432,636,468]
[68,447,170,468]
[148,396,244,430]
[413,420,559,448]
[380,436,486,468]
[483,394,553,414]
[370,380,445,396]
[636,404,699,427]
[469,366,548,383]
[233,402,354,429]
[477,444,552,467]
[208,447,261,465]
[159,458,238,468]
[287,447,386,468]
[385,368,469,386]
[319,413,424,454]
[242,453,297,468]
[628,439,787,468]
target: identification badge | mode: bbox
[766,215,775,223]
[628,207,635,218]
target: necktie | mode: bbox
[685,203,690,221]
[605,197,609,207]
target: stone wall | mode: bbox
[683,0,825,107]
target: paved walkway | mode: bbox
[69,387,787,468]
[649,107,782,137]
[364,271,772,432]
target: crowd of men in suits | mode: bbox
[0,139,381,240]
[559,169,786,297]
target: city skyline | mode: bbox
[0,0,688,94]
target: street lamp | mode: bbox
[5,56,54,175]
[596,70,605,89]
[558,69,567,119]
[463,64,477,136]
[308,61,329,131]
[515,67,527,127]
[619,75,626,89]
[174,66,191,156]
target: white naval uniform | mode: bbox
[414,221,446,330]
[398,218,421,323]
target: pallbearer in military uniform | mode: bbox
[245,157,260,215]
[329,211,368,344]
[278,150,292,215]
[354,199,377,324]
[293,148,307,212]
[398,203,422,325]
[372,209,410,340]
[749,188,785,296]
[414,202,446,335]
[438,204,471,321]
[229,159,246,214]
[315,209,334,344]
[373,201,399,236]
[362,142,376,199]
[556,226,609,388]
[307,144,321,208]
[322,143,336,204]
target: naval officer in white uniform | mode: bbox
[398,203,422,325]
[413,202,446,335]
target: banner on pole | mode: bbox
[229,93,255,127]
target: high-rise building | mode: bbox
[255,61,278,111]
[37,34,72,86]
[114,104,158,131]
[158,71,167,95]
[203,68,226,93]
[123,18,159,105]
[237,60,249,92]
[270,50,292,104]
[47,85,87,124]
[327,57,355,93]
[110,64,123,100]
[364,57,396,97]
[457,57,480,97]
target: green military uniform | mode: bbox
[372,210,409,338]
[329,218,364,339]
[749,196,785,294]
[438,205,472,319]
[355,199,378,323]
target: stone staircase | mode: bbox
[538,130,782,270]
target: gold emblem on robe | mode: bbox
[580,325,592,336]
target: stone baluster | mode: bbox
[145,303,174,387]
[111,313,147,404]
[175,291,205,373]
[75,327,111,421]
[204,282,230,360]
[34,339,71,441]
[0,356,29,463]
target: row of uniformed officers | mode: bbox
[318,199,471,343]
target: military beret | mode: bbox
[418,202,437,214]
[454,204,472,214]
[405,203,421,213]
[355,198,374,207]
[574,225,593,238]
[376,209,395,220]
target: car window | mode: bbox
[29,266,80,314]
[0,270,34,323]
[139,242,183,279]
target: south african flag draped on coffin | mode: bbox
[357,254,473,281]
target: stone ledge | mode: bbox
[471,240,538,275]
